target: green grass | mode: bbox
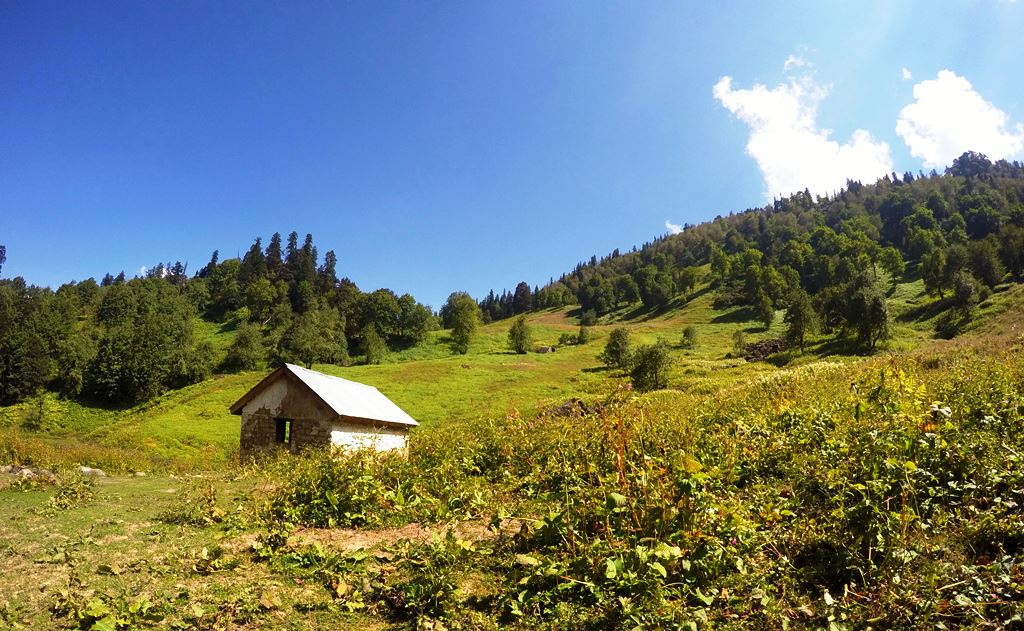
[0,473,382,630]
[195,318,239,359]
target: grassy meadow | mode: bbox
[2,274,1024,629]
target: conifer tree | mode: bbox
[265,232,284,279]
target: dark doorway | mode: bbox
[274,418,292,445]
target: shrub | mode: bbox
[20,391,47,431]
[731,330,747,356]
[265,449,397,528]
[507,315,532,354]
[599,327,632,370]
[363,326,387,365]
[579,309,598,326]
[223,322,266,372]
[576,325,591,345]
[680,325,698,349]
[630,340,673,392]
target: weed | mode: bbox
[157,479,226,526]
[44,474,96,511]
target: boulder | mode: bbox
[79,466,107,477]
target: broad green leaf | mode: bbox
[515,554,540,567]
[90,617,118,631]
[606,493,628,509]
[695,588,714,605]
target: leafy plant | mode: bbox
[45,474,95,511]
[157,480,225,526]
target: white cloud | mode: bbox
[784,55,809,72]
[665,220,683,235]
[138,266,147,276]
[902,67,912,81]
[896,70,1024,168]
[713,72,893,199]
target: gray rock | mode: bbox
[133,471,147,477]
[79,466,107,477]
[0,465,15,474]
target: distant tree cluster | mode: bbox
[480,263,700,324]
[0,276,210,405]
[193,232,436,369]
[0,232,438,406]
[483,151,1024,353]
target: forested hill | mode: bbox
[0,231,437,407]
[477,151,1024,341]
[4,151,1024,410]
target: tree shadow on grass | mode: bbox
[710,306,758,324]
[810,336,866,357]
[897,297,950,323]
[218,320,240,334]
[619,294,697,322]
[388,337,422,352]
[687,285,714,302]
[73,393,153,413]
[581,365,617,374]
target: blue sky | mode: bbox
[2,1,1023,308]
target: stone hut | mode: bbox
[230,364,417,457]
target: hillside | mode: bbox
[2,298,1022,628]
[4,269,1023,472]
[3,155,1024,628]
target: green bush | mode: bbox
[680,325,698,349]
[629,340,673,392]
[363,325,388,365]
[600,327,632,370]
[507,315,532,354]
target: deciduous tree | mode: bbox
[507,315,532,354]
[630,341,672,392]
[600,327,632,370]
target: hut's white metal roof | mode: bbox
[282,364,418,427]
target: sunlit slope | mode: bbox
[3,276,1021,468]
